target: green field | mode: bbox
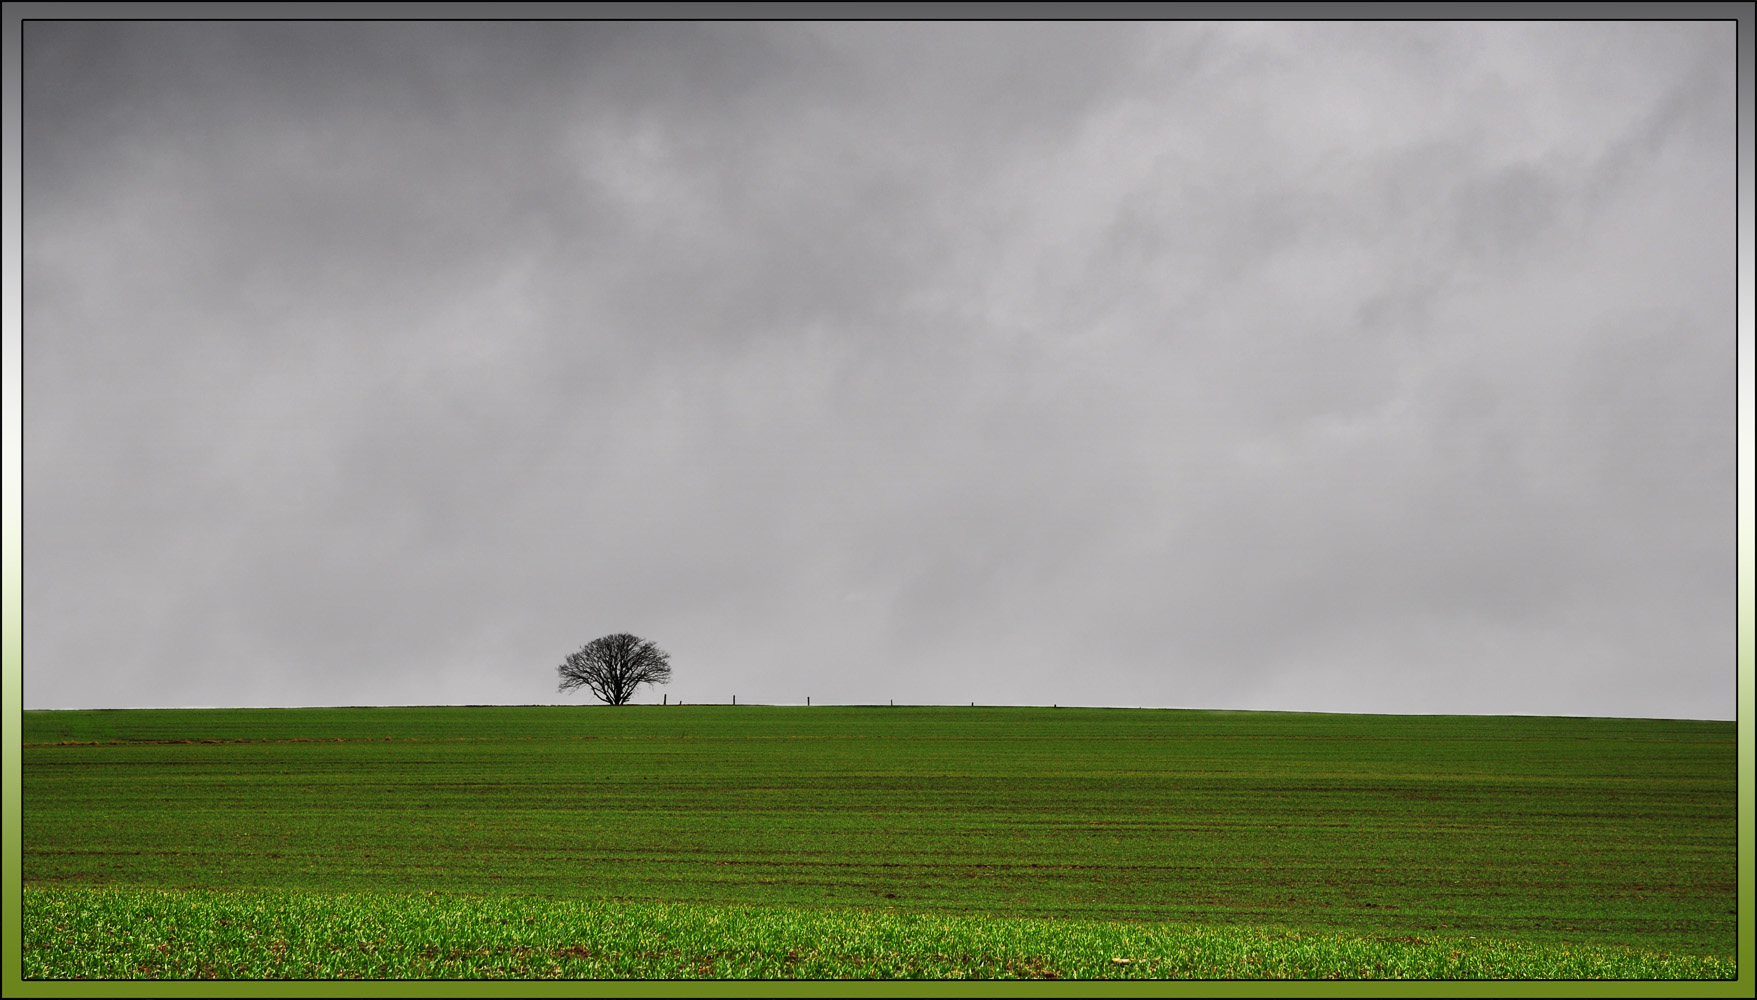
[19,705,1739,979]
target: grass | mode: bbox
[20,704,1739,978]
[20,886,1736,980]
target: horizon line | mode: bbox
[16,701,1738,724]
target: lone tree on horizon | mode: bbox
[557,633,673,706]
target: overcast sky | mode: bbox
[21,21,1738,718]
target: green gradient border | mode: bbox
[5,4,24,1000]
[4,3,1752,998]
[1736,0,1755,995]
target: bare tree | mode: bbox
[557,633,672,706]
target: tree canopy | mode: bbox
[557,633,672,706]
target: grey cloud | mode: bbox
[23,22,1734,717]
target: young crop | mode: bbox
[19,887,1737,981]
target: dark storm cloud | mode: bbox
[22,22,1735,717]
